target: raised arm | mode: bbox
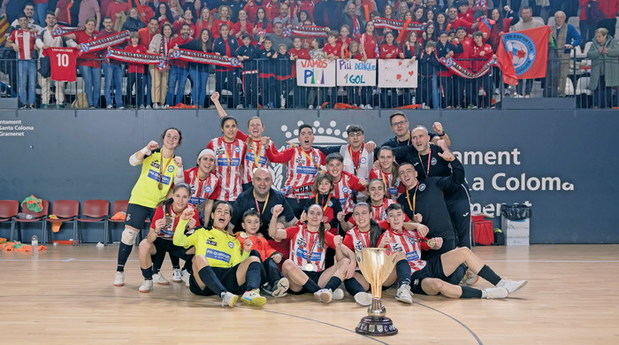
[173,208,200,248]
[210,91,228,118]
[430,122,452,147]
[129,140,160,166]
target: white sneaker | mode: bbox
[308,105,313,109]
[395,284,414,304]
[163,104,170,109]
[497,279,528,294]
[113,271,125,287]
[314,288,333,303]
[139,279,153,293]
[118,106,125,110]
[181,269,190,287]
[221,291,239,307]
[106,104,113,109]
[152,273,170,285]
[271,277,289,297]
[171,269,182,282]
[332,288,344,300]
[354,292,372,306]
[365,104,373,110]
[236,104,244,109]
[241,289,267,307]
[482,287,509,299]
[145,105,151,109]
[153,103,160,109]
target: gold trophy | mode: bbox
[355,248,399,336]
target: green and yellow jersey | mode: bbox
[129,150,179,208]
[173,219,250,268]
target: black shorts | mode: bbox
[153,237,189,259]
[410,255,466,295]
[189,265,243,296]
[125,203,154,230]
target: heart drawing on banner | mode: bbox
[396,74,402,80]
[408,71,415,76]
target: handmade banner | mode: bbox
[378,59,418,88]
[286,25,330,38]
[336,59,377,86]
[497,26,551,85]
[169,49,242,68]
[106,48,162,65]
[296,59,336,87]
[79,31,130,53]
[373,18,426,32]
[437,56,497,79]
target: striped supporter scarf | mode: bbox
[52,25,84,37]
[79,31,131,53]
[373,18,426,32]
[286,25,330,38]
[169,48,242,68]
[106,48,163,65]
[437,56,498,79]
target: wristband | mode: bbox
[141,147,152,155]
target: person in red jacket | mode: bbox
[469,31,493,108]
[452,27,473,108]
[289,37,311,108]
[165,24,192,107]
[125,33,149,108]
[173,7,196,37]
[65,18,101,108]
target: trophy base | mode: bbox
[355,316,398,336]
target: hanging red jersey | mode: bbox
[44,47,80,82]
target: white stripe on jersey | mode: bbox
[371,198,395,221]
[332,171,358,213]
[289,225,328,272]
[380,229,427,272]
[347,227,371,253]
[241,140,273,184]
[183,167,220,205]
[283,147,322,199]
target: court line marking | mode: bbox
[415,301,483,345]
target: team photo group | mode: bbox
[112,93,527,307]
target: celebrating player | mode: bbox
[176,149,221,225]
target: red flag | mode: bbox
[497,26,551,85]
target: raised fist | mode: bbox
[181,207,195,220]
[272,204,284,216]
[147,140,159,151]
[210,91,220,102]
[432,122,444,135]
[174,156,183,167]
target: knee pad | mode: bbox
[121,228,138,246]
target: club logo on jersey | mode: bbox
[431,157,437,166]
[418,183,426,192]
[354,240,365,251]
[207,239,217,246]
[234,146,241,153]
[204,186,213,193]
[296,236,307,247]
[342,187,351,194]
[151,162,160,168]
[360,157,367,164]
[215,147,226,155]
[295,156,306,165]
[228,241,235,248]
[389,242,403,252]
[167,165,175,173]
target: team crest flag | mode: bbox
[497,26,551,85]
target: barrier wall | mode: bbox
[1,108,617,244]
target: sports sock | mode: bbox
[302,278,321,293]
[198,266,226,295]
[324,276,342,291]
[477,265,502,285]
[116,243,132,272]
[182,255,194,274]
[395,259,412,286]
[344,278,366,295]
[460,286,483,299]
[141,266,153,280]
[151,250,165,274]
[265,258,282,286]
[245,261,262,290]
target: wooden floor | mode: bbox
[1,244,618,345]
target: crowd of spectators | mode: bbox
[0,0,617,109]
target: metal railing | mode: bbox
[0,53,616,110]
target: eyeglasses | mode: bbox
[391,120,408,127]
[348,132,363,137]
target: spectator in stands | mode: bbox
[436,32,462,108]
[379,31,403,107]
[266,22,293,50]
[272,2,292,27]
[213,5,233,38]
[138,17,159,47]
[125,32,148,108]
[233,10,254,40]
[122,7,146,32]
[252,7,270,36]
[101,17,124,109]
[488,6,519,51]
[36,12,66,109]
[243,0,269,24]
[195,7,215,36]
[149,23,173,109]
[105,0,131,26]
[0,0,27,24]
[165,23,192,107]
[173,7,195,36]
[596,0,618,38]
[78,0,101,29]
[8,14,38,109]
[55,0,77,26]
[236,33,260,108]
[546,10,581,97]
[314,0,346,30]
[33,0,48,27]
[135,0,154,25]
[65,18,102,108]
[273,43,293,108]
[587,28,618,108]
[342,2,365,39]
[180,28,213,107]
[511,7,543,98]
[436,13,448,33]
[470,31,493,108]
[10,3,42,33]
[213,23,240,108]
[156,2,174,26]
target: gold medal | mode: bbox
[157,183,163,190]
[303,262,314,271]
[239,231,249,239]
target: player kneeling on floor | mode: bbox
[173,202,267,307]
[138,184,200,292]
[378,204,527,299]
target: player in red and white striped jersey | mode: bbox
[205,116,247,201]
[210,92,278,187]
[378,203,527,299]
[269,204,356,304]
[341,203,417,306]
[325,153,366,214]
[175,148,221,225]
[266,124,325,217]
[369,146,401,199]
[367,179,397,221]
[8,15,38,108]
